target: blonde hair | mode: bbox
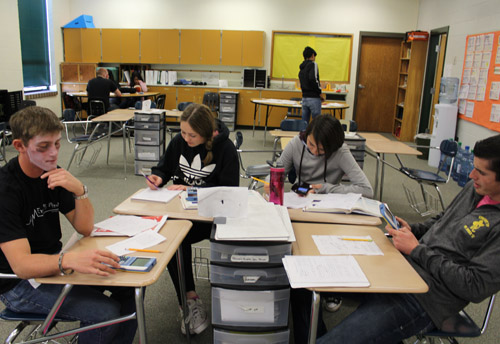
[180,103,216,165]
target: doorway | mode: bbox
[353,32,405,132]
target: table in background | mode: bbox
[250,99,349,144]
[291,222,428,344]
[36,220,192,344]
[359,132,421,201]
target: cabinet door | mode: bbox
[159,29,179,64]
[180,30,201,65]
[221,30,242,66]
[177,87,198,104]
[101,29,121,63]
[201,30,220,65]
[121,29,140,63]
[242,31,264,67]
[141,29,160,64]
[81,29,101,63]
[60,63,79,82]
[63,29,82,62]
[79,64,96,82]
[237,89,261,126]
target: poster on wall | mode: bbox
[459,31,500,132]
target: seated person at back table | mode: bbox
[87,67,122,113]
[292,134,500,344]
[265,114,373,197]
[120,71,148,109]
[145,103,239,335]
[0,106,136,344]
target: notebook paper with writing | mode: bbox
[131,188,181,203]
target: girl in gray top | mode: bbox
[279,115,373,197]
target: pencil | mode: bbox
[141,171,159,190]
[341,238,373,242]
[127,248,162,253]
[251,176,269,184]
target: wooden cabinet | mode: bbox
[63,28,100,63]
[392,40,427,141]
[101,29,140,63]
[221,31,242,66]
[180,30,201,65]
[242,31,264,67]
[177,87,218,104]
[235,89,260,126]
[60,63,96,83]
[140,29,160,63]
[141,29,180,64]
[201,30,221,65]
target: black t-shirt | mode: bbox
[0,157,75,294]
[86,76,118,112]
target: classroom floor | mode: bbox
[0,127,497,343]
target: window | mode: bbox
[18,0,52,92]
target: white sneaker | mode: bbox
[324,296,342,312]
[180,298,209,335]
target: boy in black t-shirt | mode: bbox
[0,106,136,344]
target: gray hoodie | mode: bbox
[278,135,373,197]
[409,181,500,327]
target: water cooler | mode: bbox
[428,78,459,167]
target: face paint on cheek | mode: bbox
[27,148,58,171]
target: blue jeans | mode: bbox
[316,293,436,344]
[0,280,137,344]
[302,97,322,123]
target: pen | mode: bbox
[341,238,373,242]
[251,176,269,185]
[141,171,159,190]
[127,248,162,253]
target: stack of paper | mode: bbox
[282,255,370,288]
[311,235,383,255]
[131,188,181,203]
[106,230,167,256]
[92,215,167,237]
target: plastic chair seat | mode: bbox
[0,309,67,323]
[426,310,481,338]
[400,167,447,183]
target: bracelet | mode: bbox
[58,252,74,275]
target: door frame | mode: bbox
[353,31,406,122]
[418,26,449,133]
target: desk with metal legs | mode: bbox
[35,220,192,344]
[291,222,428,344]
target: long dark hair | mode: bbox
[180,104,216,165]
[129,71,144,87]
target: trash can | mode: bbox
[415,133,432,160]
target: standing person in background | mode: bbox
[145,103,239,335]
[87,68,121,113]
[299,46,325,123]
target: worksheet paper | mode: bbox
[106,230,166,256]
[92,215,167,236]
[312,235,383,255]
[282,255,370,288]
[131,188,181,203]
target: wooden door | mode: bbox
[180,30,201,64]
[81,29,101,63]
[221,31,242,66]
[159,29,179,64]
[63,29,82,62]
[201,30,220,65]
[242,31,264,67]
[236,89,261,126]
[354,36,402,132]
[428,34,447,132]
[121,29,140,63]
[141,29,160,63]
[101,29,121,63]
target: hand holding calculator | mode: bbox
[379,203,400,230]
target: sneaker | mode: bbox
[180,298,209,335]
[324,296,342,312]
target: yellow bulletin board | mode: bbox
[458,31,500,132]
[271,31,353,83]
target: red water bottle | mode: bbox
[269,163,285,205]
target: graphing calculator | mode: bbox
[379,203,400,230]
[116,256,157,272]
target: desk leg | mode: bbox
[264,105,271,146]
[374,153,380,200]
[135,287,147,344]
[379,153,386,201]
[122,122,127,176]
[308,291,321,344]
[252,103,258,138]
[106,121,112,165]
[176,245,191,344]
[41,284,73,335]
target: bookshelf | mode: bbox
[392,40,427,141]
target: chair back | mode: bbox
[156,94,166,109]
[89,99,106,117]
[440,139,458,157]
[285,97,302,119]
[178,102,193,111]
[18,100,36,110]
[235,131,243,149]
[202,92,219,113]
[62,92,82,111]
[280,119,308,132]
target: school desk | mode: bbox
[113,188,213,222]
[35,220,192,344]
[287,208,382,226]
[359,133,422,201]
[250,98,349,144]
[291,222,428,343]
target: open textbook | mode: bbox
[285,192,382,216]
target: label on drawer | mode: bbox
[240,305,265,314]
[231,255,269,263]
[138,152,156,159]
[243,276,261,284]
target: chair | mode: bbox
[0,273,78,344]
[202,92,219,116]
[63,120,107,170]
[235,131,282,190]
[396,139,458,215]
[339,119,358,133]
[167,102,192,138]
[88,99,106,117]
[18,100,36,110]
[155,94,166,109]
[415,294,496,344]
[285,97,302,119]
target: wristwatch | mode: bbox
[74,185,88,200]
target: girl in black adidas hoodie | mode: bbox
[147,103,239,334]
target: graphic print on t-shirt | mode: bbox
[26,202,60,227]
[178,154,215,186]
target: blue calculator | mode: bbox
[379,203,400,230]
